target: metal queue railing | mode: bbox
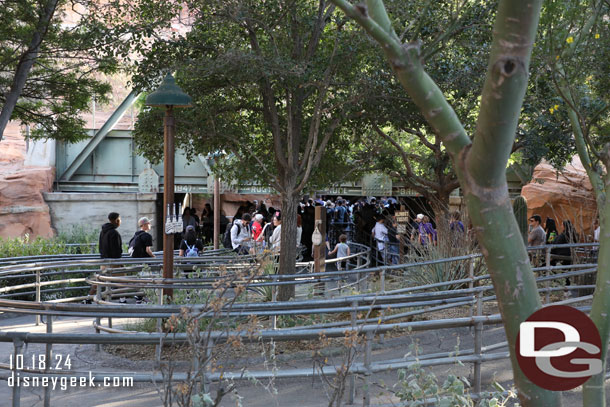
[0,242,601,407]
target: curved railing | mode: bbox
[0,242,600,407]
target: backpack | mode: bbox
[223,222,241,249]
[128,231,143,256]
[184,242,199,257]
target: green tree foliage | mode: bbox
[132,0,385,299]
[0,0,179,141]
[344,1,493,217]
[535,1,609,404]
[329,0,562,404]
[346,0,565,218]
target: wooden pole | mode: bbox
[213,177,220,250]
[399,205,406,262]
[162,106,175,298]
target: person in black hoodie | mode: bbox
[87,212,123,303]
[99,212,123,258]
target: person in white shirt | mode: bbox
[296,214,302,249]
[269,213,282,251]
[594,218,600,242]
[372,215,388,251]
[231,213,252,254]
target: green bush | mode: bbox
[0,227,99,300]
[0,235,66,258]
[0,226,99,259]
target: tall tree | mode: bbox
[0,0,178,141]
[351,0,493,221]
[132,0,374,300]
[329,0,560,405]
[347,0,557,223]
[537,0,610,403]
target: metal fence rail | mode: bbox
[0,242,600,407]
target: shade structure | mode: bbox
[145,73,192,107]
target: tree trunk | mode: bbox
[429,195,450,246]
[277,191,300,300]
[459,1,558,402]
[560,69,609,405]
[429,194,450,224]
[329,0,561,404]
[583,195,610,405]
[0,0,59,140]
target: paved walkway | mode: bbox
[0,312,606,406]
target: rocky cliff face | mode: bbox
[521,157,598,239]
[0,123,55,238]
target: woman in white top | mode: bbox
[372,216,388,251]
[269,213,282,251]
[296,214,303,249]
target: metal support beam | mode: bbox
[60,90,139,181]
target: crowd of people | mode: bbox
[92,203,601,302]
[192,196,468,264]
[96,204,601,275]
[527,214,601,267]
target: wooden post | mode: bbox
[213,177,220,250]
[313,206,326,274]
[395,206,409,263]
[162,106,175,298]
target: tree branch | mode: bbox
[243,24,288,170]
[0,0,60,141]
[372,123,438,190]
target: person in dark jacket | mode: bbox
[130,216,153,304]
[89,212,123,303]
[551,220,578,259]
[544,217,558,244]
[551,220,579,287]
[179,225,205,257]
[99,212,122,259]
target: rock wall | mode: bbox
[521,157,598,239]
[0,122,55,238]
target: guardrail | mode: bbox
[0,242,600,407]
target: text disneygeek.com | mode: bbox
[7,353,133,390]
[8,372,134,390]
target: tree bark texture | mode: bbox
[330,0,561,404]
[277,191,300,301]
[584,193,610,406]
[0,0,59,140]
[246,2,341,300]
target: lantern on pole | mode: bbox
[145,73,192,298]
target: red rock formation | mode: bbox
[521,157,598,239]
[0,122,55,238]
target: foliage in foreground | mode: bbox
[0,226,98,258]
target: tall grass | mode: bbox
[401,219,487,290]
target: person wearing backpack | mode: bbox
[129,217,155,259]
[127,217,155,304]
[231,213,252,254]
[179,225,204,257]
